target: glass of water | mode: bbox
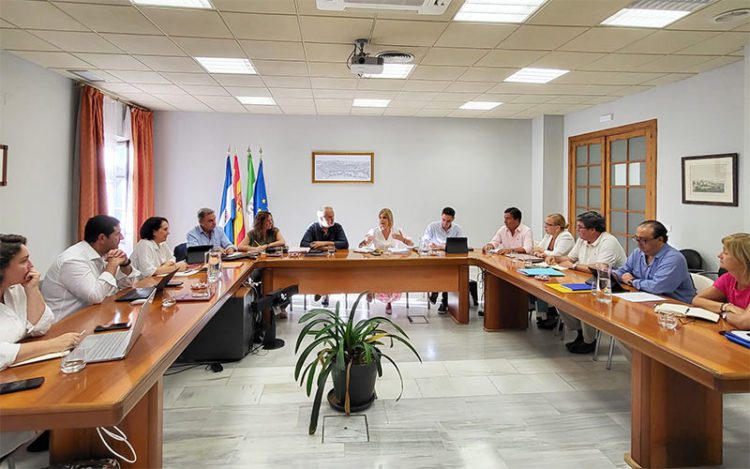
[60,346,86,374]
[657,311,679,330]
[205,247,222,283]
[596,263,612,304]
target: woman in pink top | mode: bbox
[693,233,750,328]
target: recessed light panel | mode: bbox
[131,0,213,9]
[601,0,712,28]
[195,57,255,74]
[454,0,547,23]
[362,64,415,79]
[459,101,502,110]
[237,96,275,105]
[352,99,390,108]
[504,67,568,84]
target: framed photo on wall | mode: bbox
[1,145,7,186]
[312,152,374,184]
[681,153,738,206]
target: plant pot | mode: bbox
[330,360,378,410]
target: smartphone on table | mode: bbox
[0,377,45,395]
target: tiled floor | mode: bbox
[10,295,750,468]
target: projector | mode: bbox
[350,54,384,75]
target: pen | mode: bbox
[79,330,86,336]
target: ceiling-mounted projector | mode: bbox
[348,39,383,76]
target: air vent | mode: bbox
[714,8,750,23]
[316,0,452,15]
[377,51,415,64]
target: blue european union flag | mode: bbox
[253,159,268,216]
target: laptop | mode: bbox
[186,245,212,264]
[78,289,155,363]
[445,237,469,254]
[116,269,177,302]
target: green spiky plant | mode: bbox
[294,292,422,435]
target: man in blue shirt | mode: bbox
[614,220,696,303]
[186,208,236,254]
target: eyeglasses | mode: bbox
[631,236,654,244]
[544,222,556,227]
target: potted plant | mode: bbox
[294,292,422,435]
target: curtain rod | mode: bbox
[74,81,152,112]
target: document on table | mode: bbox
[175,269,200,277]
[612,292,664,302]
[11,350,70,367]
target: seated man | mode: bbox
[422,207,464,313]
[42,215,140,322]
[614,220,696,303]
[300,206,349,307]
[186,207,236,254]
[546,211,626,354]
[483,207,533,254]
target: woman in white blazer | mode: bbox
[533,213,575,258]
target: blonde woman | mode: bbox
[358,208,413,314]
[533,213,575,258]
[693,233,750,328]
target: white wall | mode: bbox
[0,51,77,274]
[154,113,532,248]
[564,60,746,271]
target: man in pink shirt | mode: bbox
[483,207,533,254]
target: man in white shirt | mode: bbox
[483,207,533,254]
[422,207,464,312]
[546,211,627,354]
[42,215,140,322]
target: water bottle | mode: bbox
[206,247,222,283]
[596,263,612,304]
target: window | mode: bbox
[104,139,134,253]
[569,120,657,254]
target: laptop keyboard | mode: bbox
[80,331,129,362]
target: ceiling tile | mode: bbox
[559,27,653,53]
[106,70,170,83]
[281,107,317,115]
[54,0,136,5]
[252,60,308,76]
[314,89,356,99]
[527,0,630,26]
[383,108,421,116]
[356,79,406,91]
[32,31,122,54]
[10,50,91,68]
[212,0,296,14]
[101,34,183,55]
[510,94,553,103]
[635,54,714,72]
[197,96,246,112]
[353,90,398,99]
[475,49,547,68]
[299,16,372,44]
[223,13,301,41]
[0,29,59,51]
[180,85,229,96]
[141,8,232,38]
[554,70,666,85]
[51,68,122,82]
[99,83,141,95]
[156,94,212,111]
[307,62,351,78]
[262,76,311,88]
[448,110,485,118]
[172,38,244,58]
[421,100,464,110]
[457,67,515,82]
[675,32,750,55]
[224,86,271,96]
[410,65,467,80]
[435,23,517,48]
[136,83,186,95]
[415,109,451,117]
[119,93,174,110]
[641,72,694,86]
[316,108,349,115]
[435,93,481,102]
[584,96,618,105]
[443,82,495,93]
[396,91,439,101]
[401,80,450,92]
[350,108,385,116]
[314,98,351,108]
[74,53,149,70]
[529,51,606,69]
[372,19,448,47]
[244,105,281,114]
[388,99,426,108]
[0,19,15,28]
[1,1,86,31]
[618,30,720,54]
[161,72,217,85]
[54,4,160,34]
[269,88,313,98]
[580,53,666,72]
[499,26,587,51]
[211,74,265,86]
[274,97,314,107]
[690,55,743,73]
[608,85,652,97]
[239,40,305,61]
[420,48,487,66]
[667,0,750,31]
[310,78,358,89]
[304,43,353,62]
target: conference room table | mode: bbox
[1,250,748,469]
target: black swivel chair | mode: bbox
[680,249,704,273]
[174,243,187,262]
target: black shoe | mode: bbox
[321,296,329,307]
[429,292,439,304]
[537,317,558,330]
[568,340,597,354]
[314,294,322,302]
[565,330,584,350]
[27,430,50,453]
[478,310,484,317]
[437,303,447,314]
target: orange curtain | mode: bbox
[131,108,154,232]
[78,86,106,240]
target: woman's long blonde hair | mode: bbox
[722,233,750,273]
[379,208,394,229]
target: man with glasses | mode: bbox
[614,220,695,303]
[546,211,626,354]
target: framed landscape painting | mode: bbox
[312,152,374,184]
[681,153,738,206]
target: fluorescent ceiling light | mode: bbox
[237,96,275,105]
[352,99,390,108]
[460,101,502,110]
[601,8,690,27]
[195,57,255,74]
[362,63,415,79]
[504,67,568,84]
[454,0,547,23]
[131,0,213,8]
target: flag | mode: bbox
[253,158,268,215]
[218,155,235,243]
[245,148,255,218]
[232,153,246,244]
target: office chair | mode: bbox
[680,249,704,273]
[174,243,187,262]
[690,272,714,292]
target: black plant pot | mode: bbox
[330,360,378,412]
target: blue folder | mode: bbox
[724,330,750,349]
[561,283,592,291]
[518,267,565,277]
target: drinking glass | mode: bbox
[657,311,679,330]
[60,347,86,374]
[596,263,612,304]
[205,247,222,283]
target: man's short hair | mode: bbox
[576,211,606,233]
[197,208,214,221]
[84,215,120,243]
[442,207,455,217]
[639,220,668,243]
[504,207,522,221]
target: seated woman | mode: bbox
[238,211,286,253]
[358,208,414,314]
[131,217,187,277]
[532,213,575,329]
[1,234,81,458]
[693,233,750,328]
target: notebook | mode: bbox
[561,283,592,291]
[116,269,177,302]
[653,303,720,323]
[518,267,565,277]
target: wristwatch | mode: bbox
[121,259,131,267]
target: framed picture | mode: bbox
[1,145,7,186]
[681,153,738,206]
[312,152,374,184]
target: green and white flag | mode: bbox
[246,148,256,217]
